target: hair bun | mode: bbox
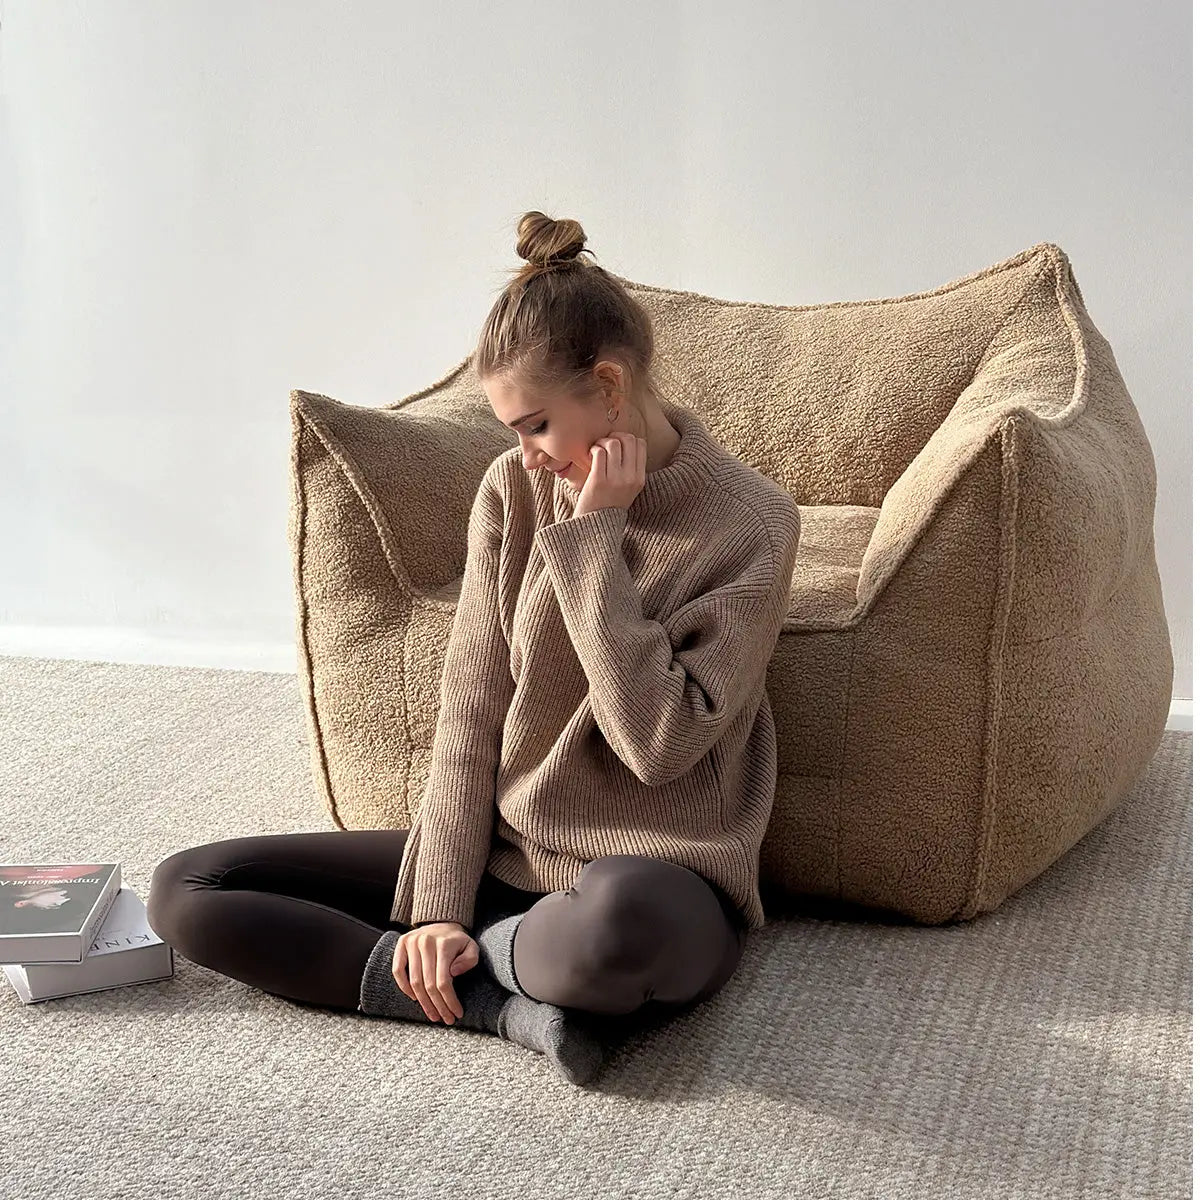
[515,210,588,270]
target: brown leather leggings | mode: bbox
[146,829,748,1019]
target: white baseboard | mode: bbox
[0,626,298,673]
[0,625,1192,731]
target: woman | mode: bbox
[147,211,800,1087]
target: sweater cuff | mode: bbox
[534,504,627,559]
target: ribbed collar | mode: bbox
[553,397,718,516]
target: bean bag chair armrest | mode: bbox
[289,386,512,598]
[856,252,1158,649]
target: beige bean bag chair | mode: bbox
[288,240,1173,926]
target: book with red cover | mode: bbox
[0,863,122,964]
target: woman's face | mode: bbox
[484,375,612,490]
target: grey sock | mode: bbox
[474,912,534,997]
[358,929,606,1086]
[358,930,507,1033]
[475,910,607,1085]
[496,992,604,1086]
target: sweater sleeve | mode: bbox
[402,468,515,928]
[533,502,799,788]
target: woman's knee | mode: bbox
[576,856,742,994]
[514,902,649,1014]
[562,856,720,973]
[575,856,724,931]
[567,860,663,955]
[146,845,217,942]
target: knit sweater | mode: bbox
[388,398,800,933]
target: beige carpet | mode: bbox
[0,655,1190,1200]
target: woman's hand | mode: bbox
[393,921,478,1024]
[573,432,646,517]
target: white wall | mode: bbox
[0,0,1191,719]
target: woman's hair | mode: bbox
[473,210,674,417]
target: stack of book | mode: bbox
[0,863,174,1003]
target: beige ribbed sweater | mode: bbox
[389,398,800,933]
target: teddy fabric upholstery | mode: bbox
[288,240,1172,929]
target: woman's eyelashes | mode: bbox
[527,421,547,435]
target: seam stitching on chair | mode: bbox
[964,416,1021,920]
[293,399,420,822]
[836,621,857,903]
[290,411,341,829]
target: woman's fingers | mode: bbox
[438,952,464,1021]
[406,939,440,1021]
[394,941,425,1011]
[391,929,464,1024]
[418,939,456,1024]
[392,938,416,1003]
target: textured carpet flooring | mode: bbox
[0,655,1191,1200]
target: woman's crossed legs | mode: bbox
[146,829,747,1017]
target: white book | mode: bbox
[3,887,174,1004]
